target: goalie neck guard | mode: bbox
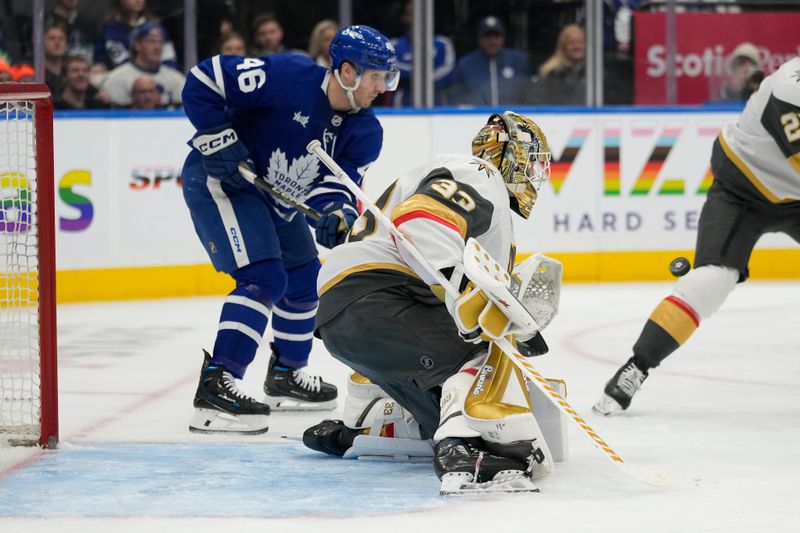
[471,112,551,219]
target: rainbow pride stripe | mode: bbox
[0,172,32,233]
[59,170,93,232]
[603,128,621,196]
[630,128,681,196]
[550,128,591,194]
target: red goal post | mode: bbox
[0,83,58,448]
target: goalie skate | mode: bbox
[263,353,337,411]
[440,470,539,496]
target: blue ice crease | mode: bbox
[0,443,443,517]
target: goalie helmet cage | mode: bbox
[0,83,58,448]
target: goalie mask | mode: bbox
[471,112,551,219]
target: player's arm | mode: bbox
[761,89,800,162]
[183,55,274,129]
[390,167,494,273]
[182,55,276,185]
[307,119,384,248]
[389,169,519,342]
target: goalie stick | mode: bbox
[238,162,321,222]
[307,140,668,488]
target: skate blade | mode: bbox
[189,408,270,435]
[263,395,337,412]
[592,394,624,416]
[439,471,540,496]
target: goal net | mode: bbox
[0,84,58,448]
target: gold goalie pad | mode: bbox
[465,344,568,464]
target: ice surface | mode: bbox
[1,281,799,532]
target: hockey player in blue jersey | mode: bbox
[181,25,399,434]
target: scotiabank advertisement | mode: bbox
[634,12,800,104]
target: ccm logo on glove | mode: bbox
[192,128,238,155]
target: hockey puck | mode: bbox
[669,257,691,277]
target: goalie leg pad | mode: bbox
[463,345,555,478]
[433,353,487,442]
[343,434,433,462]
[337,373,432,462]
[341,372,388,429]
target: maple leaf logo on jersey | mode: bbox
[266,149,320,202]
[793,68,800,83]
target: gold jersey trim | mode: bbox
[390,194,468,237]
[318,262,421,296]
[719,133,796,205]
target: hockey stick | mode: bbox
[238,163,321,222]
[307,140,668,487]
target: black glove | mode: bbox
[516,332,549,357]
[315,201,358,248]
[190,123,253,182]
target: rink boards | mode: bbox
[41,108,800,301]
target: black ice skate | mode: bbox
[593,357,649,415]
[302,419,360,457]
[263,351,338,411]
[434,438,540,495]
[189,350,270,434]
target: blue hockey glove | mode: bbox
[315,202,358,249]
[190,123,253,182]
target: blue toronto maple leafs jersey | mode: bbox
[182,53,384,219]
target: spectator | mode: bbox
[527,24,586,105]
[450,16,530,106]
[602,0,643,105]
[130,75,161,110]
[47,0,96,62]
[308,19,338,68]
[389,0,456,107]
[12,64,35,83]
[89,63,109,90]
[101,23,185,108]
[217,31,247,56]
[44,23,68,96]
[97,0,177,69]
[718,42,762,102]
[55,55,110,110]
[0,62,14,83]
[250,13,306,57]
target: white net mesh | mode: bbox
[0,100,42,444]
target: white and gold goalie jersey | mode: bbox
[317,153,514,312]
[719,56,800,203]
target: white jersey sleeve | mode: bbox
[720,56,800,202]
[318,153,515,295]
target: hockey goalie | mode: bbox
[304,112,564,494]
